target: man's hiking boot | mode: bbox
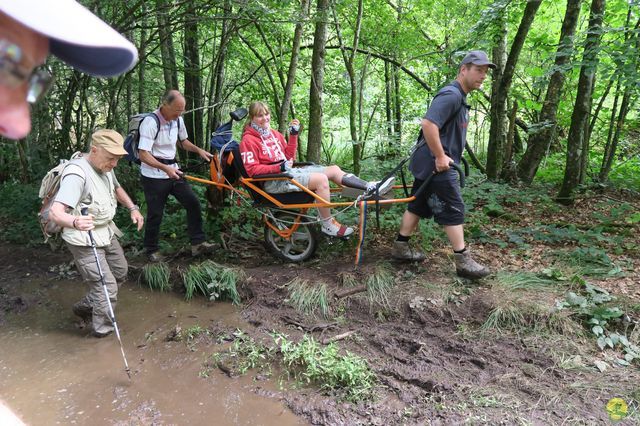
[321,218,354,238]
[147,252,165,263]
[191,241,217,257]
[391,241,426,261]
[454,249,490,280]
[72,301,92,323]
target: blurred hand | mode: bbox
[198,148,213,162]
[74,214,95,231]
[131,210,144,231]
[280,160,293,172]
[289,119,301,135]
[166,167,183,180]
[435,155,453,173]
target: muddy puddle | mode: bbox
[0,277,306,425]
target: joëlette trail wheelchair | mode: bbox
[184,108,466,264]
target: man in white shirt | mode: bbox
[138,90,215,262]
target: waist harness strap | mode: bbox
[154,157,176,165]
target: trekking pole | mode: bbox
[80,208,132,380]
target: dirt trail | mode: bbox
[1,240,639,425]
[0,244,305,426]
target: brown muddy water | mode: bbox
[0,278,307,425]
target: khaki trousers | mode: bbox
[66,237,128,334]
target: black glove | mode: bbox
[289,124,300,135]
[280,161,287,172]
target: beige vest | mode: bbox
[61,157,119,247]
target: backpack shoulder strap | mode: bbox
[67,157,94,201]
[149,112,161,140]
[176,116,185,143]
[430,84,465,131]
[415,84,465,146]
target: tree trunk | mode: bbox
[183,0,203,149]
[211,0,233,132]
[138,3,147,113]
[306,0,330,163]
[156,0,179,90]
[333,0,363,174]
[599,14,639,182]
[393,65,402,143]
[384,61,393,140]
[278,0,310,133]
[59,71,82,152]
[516,0,582,184]
[501,99,518,181]
[488,13,508,179]
[558,0,606,204]
[487,0,542,180]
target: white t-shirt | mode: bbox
[138,109,188,179]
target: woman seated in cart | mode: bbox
[239,101,393,238]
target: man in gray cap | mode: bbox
[392,50,495,280]
[49,129,144,337]
[0,0,138,140]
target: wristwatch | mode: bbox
[128,204,140,212]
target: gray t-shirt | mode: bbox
[409,81,469,181]
[55,159,120,209]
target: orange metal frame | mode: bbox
[183,154,417,241]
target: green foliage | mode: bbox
[141,262,171,292]
[286,278,330,318]
[556,276,639,367]
[212,330,272,375]
[212,330,376,402]
[274,333,377,402]
[0,183,43,244]
[554,247,624,278]
[183,325,208,341]
[216,203,262,241]
[182,260,243,304]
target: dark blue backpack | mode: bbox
[208,107,248,184]
[123,113,161,164]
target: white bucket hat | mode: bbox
[0,0,138,77]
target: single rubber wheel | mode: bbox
[264,211,317,262]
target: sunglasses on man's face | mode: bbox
[0,39,53,104]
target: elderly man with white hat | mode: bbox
[49,129,144,338]
[0,0,138,140]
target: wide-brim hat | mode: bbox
[0,0,138,77]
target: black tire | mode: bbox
[263,211,317,262]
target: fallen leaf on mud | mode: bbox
[594,360,608,372]
[409,296,427,310]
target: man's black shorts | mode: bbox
[407,174,465,225]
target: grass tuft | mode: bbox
[287,278,330,318]
[365,263,395,307]
[493,270,563,290]
[182,260,243,304]
[481,303,578,336]
[141,262,171,292]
